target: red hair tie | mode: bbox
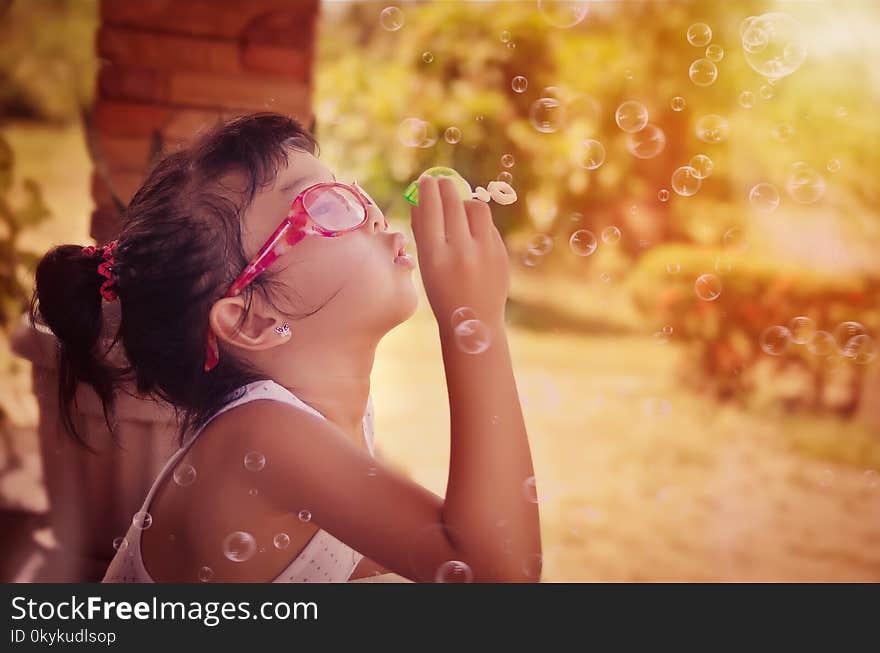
[82,240,119,302]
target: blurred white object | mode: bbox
[487,181,517,204]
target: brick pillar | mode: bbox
[90,0,319,242]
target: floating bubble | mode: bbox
[528,234,554,256]
[197,566,214,582]
[826,159,840,173]
[379,6,404,31]
[723,227,749,252]
[601,226,621,244]
[666,262,681,274]
[657,189,670,202]
[662,325,674,336]
[706,44,724,62]
[398,117,428,147]
[173,463,197,487]
[507,41,516,49]
[670,96,687,111]
[772,124,794,142]
[298,510,312,522]
[689,154,713,179]
[834,321,867,348]
[569,230,597,256]
[451,306,478,329]
[538,0,590,28]
[244,451,266,472]
[742,13,807,79]
[132,511,152,530]
[844,335,878,364]
[687,22,712,47]
[759,84,773,100]
[788,317,815,344]
[435,560,474,583]
[739,90,755,108]
[599,272,612,284]
[422,51,433,63]
[529,97,566,133]
[455,319,492,354]
[500,30,511,43]
[511,75,528,93]
[576,139,606,169]
[501,153,515,168]
[273,533,290,550]
[671,166,702,197]
[749,183,780,213]
[807,330,836,357]
[615,101,649,133]
[695,114,729,143]
[222,531,257,563]
[443,126,461,144]
[694,274,722,301]
[497,170,513,184]
[786,163,826,204]
[112,536,128,551]
[626,124,666,159]
[248,488,258,496]
[689,58,718,86]
[760,325,791,355]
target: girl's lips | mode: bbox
[394,254,415,269]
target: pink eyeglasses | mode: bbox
[204,180,386,372]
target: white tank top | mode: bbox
[101,379,375,583]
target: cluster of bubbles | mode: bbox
[451,306,492,354]
[740,13,808,80]
[695,114,729,144]
[614,100,666,160]
[398,117,438,148]
[759,319,877,364]
[686,23,718,87]
[749,162,826,212]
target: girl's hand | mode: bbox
[410,176,510,328]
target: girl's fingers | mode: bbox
[463,199,493,241]
[412,176,445,252]
[438,177,470,247]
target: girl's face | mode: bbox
[240,148,419,336]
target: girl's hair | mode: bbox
[29,112,319,452]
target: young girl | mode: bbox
[30,112,541,582]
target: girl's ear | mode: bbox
[208,296,285,352]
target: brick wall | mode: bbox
[90,0,319,243]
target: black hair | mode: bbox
[29,112,319,452]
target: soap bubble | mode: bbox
[694,274,722,301]
[601,226,621,244]
[788,316,816,344]
[435,560,474,583]
[379,6,404,31]
[507,41,516,49]
[198,566,214,582]
[772,124,794,142]
[451,307,477,330]
[706,44,724,62]
[695,114,729,143]
[626,124,666,159]
[500,30,511,43]
[398,117,428,147]
[112,536,128,551]
[273,533,291,550]
[455,319,491,354]
[528,234,554,256]
[501,153,515,168]
[615,100,649,133]
[657,189,670,202]
[834,321,867,348]
[529,97,566,133]
[671,166,702,197]
[298,510,312,522]
[663,325,674,336]
[786,163,826,204]
[689,154,713,179]
[222,531,257,562]
[826,159,841,173]
[687,23,712,47]
[670,96,687,111]
[666,262,681,274]
[738,90,755,108]
[689,58,718,86]
[842,335,877,364]
[760,326,791,355]
[538,0,589,28]
[759,84,773,100]
[132,511,152,529]
[244,451,266,472]
[742,13,807,79]
[576,139,606,169]
[723,227,749,252]
[422,51,433,63]
[807,330,836,357]
[749,183,780,213]
[443,126,461,144]
[569,230,597,256]
[173,463,197,487]
[497,170,513,184]
[511,75,528,93]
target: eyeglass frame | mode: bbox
[204,180,386,372]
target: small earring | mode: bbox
[274,322,291,337]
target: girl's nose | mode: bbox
[368,206,390,232]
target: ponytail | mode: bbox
[28,243,125,452]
